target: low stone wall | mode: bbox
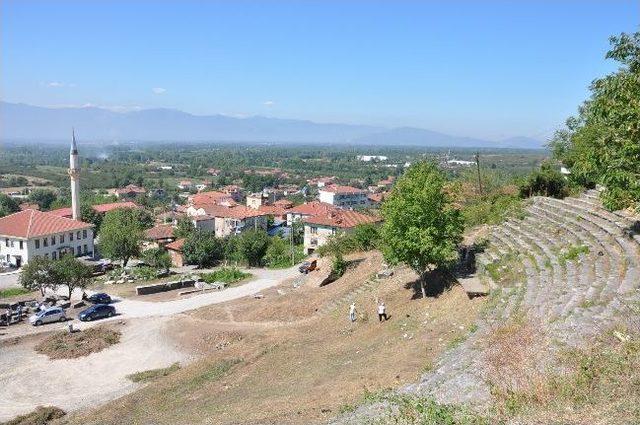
[135,279,196,296]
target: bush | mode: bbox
[519,162,569,199]
[143,247,172,270]
[463,193,524,227]
[237,230,270,267]
[331,253,347,279]
[4,406,66,425]
[200,267,251,284]
[264,237,305,268]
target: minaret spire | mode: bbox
[69,128,81,220]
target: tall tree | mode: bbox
[55,255,93,299]
[80,204,103,232]
[238,230,270,267]
[183,230,224,268]
[28,189,57,210]
[173,216,195,239]
[381,161,464,298]
[0,194,19,218]
[98,208,144,266]
[551,32,640,210]
[19,257,62,296]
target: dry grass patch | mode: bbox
[34,326,121,360]
[126,363,181,383]
[2,406,65,425]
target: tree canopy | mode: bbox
[237,229,270,267]
[19,257,62,296]
[381,161,464,298]
[98,208,145,266]
[551,32,640,210]
[183,230,224,268]
[0,194,19,218]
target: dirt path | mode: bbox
[0,317,189,422]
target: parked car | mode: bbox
[299,260,317,274]
[78,304,116,322]
[86,293,112,304]
[29,307,66,326]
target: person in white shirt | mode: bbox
[349,302,357,322]
[377,300,388,322]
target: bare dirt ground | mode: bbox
[0,317,189,422]
[57,251,486,425]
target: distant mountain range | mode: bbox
[0,101,545,149]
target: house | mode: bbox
[148,188,166,198]
[307,176,335,188]
[0,209,95,267]
[49,201,140,219]
[165,238,185,267]
[220,185,243,201]
[246,191,276,209]
[377,176,395,189]
[188,190,236,208]
[178,180,194,190]
[318,185,369,209]
[286,201,337,226]
[357,155,388,162]
[207,168,221,176]
[187,204,269,237]
[156,210,185,225]
[367,192,387,207]
[115,184,146,199]
[144,224,175,248]
[303,210,381,254]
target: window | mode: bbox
[35,239,40,249]
[60,234,65,243]
[77,231,81,239]
[19,241,23,250]
[310,226,318,235]
[4,238,8,247]
[51,236,56,245]
[52,251,57,260]
[43,238,48,247]
[44,253,49,259]
[69,232,74,241]
[83,230,87,239]
[83,244,87,254]
[76,246,81,255]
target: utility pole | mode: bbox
[474,152,483,196]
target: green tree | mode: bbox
[518,162,568,199]
[98,208,144,266]
[28,189,57,210]
[352,223,380,251]
[80,204,103,233]
[0,194,19,218]
[183,230,224,267]
[174,216,195,239]
[143,247,172,270]
[19,257,62,296]
[238,230,270,267]
[551,31,640,210]
[55,255,93,299]
[381,161,464,298]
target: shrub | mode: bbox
[200,267,251,284]
[4,406,66,425]
[127,363,181,383]
[519,162,569,199]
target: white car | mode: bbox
[29,307,67,326]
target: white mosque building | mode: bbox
[0,132,95,267]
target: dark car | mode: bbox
[78,304,116,322]
[87,293,112,304]
[299,260,317,274]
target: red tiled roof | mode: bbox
[189,191,235,206]
[165,238,185,252]
[257,205,287,216]
[196,204,268,220]
[303,210,382,229]
[273,199,294,208]
[50,202,140,218]
[0,209,93,238]
[115,184,146,195]
[287,201,337,216]
[144,224,175,240]
[368,192,387,203]
[320,185,366,194]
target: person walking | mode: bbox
[349,302,357,323]
[377,300,388,322]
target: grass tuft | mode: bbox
[127,363,181,383]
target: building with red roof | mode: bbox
[49,201,140,219]
[165,238,186,267]
[302,209,381,254]
[186,203,269,237]
[115,184,146,199]
[144,224,176,248]
[286,201,337,226]
[0,209,94,267]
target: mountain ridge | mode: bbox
[0,101,545,149]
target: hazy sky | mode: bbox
[1,0,638,140]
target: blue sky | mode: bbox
[1,0,638,140]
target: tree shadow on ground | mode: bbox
[624,220,640,240]
[404,269,458,300]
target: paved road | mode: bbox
[0,271,20,290]
[0,266,301,340]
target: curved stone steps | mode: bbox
[537,197,640,295]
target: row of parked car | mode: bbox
[29,293,116,326]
